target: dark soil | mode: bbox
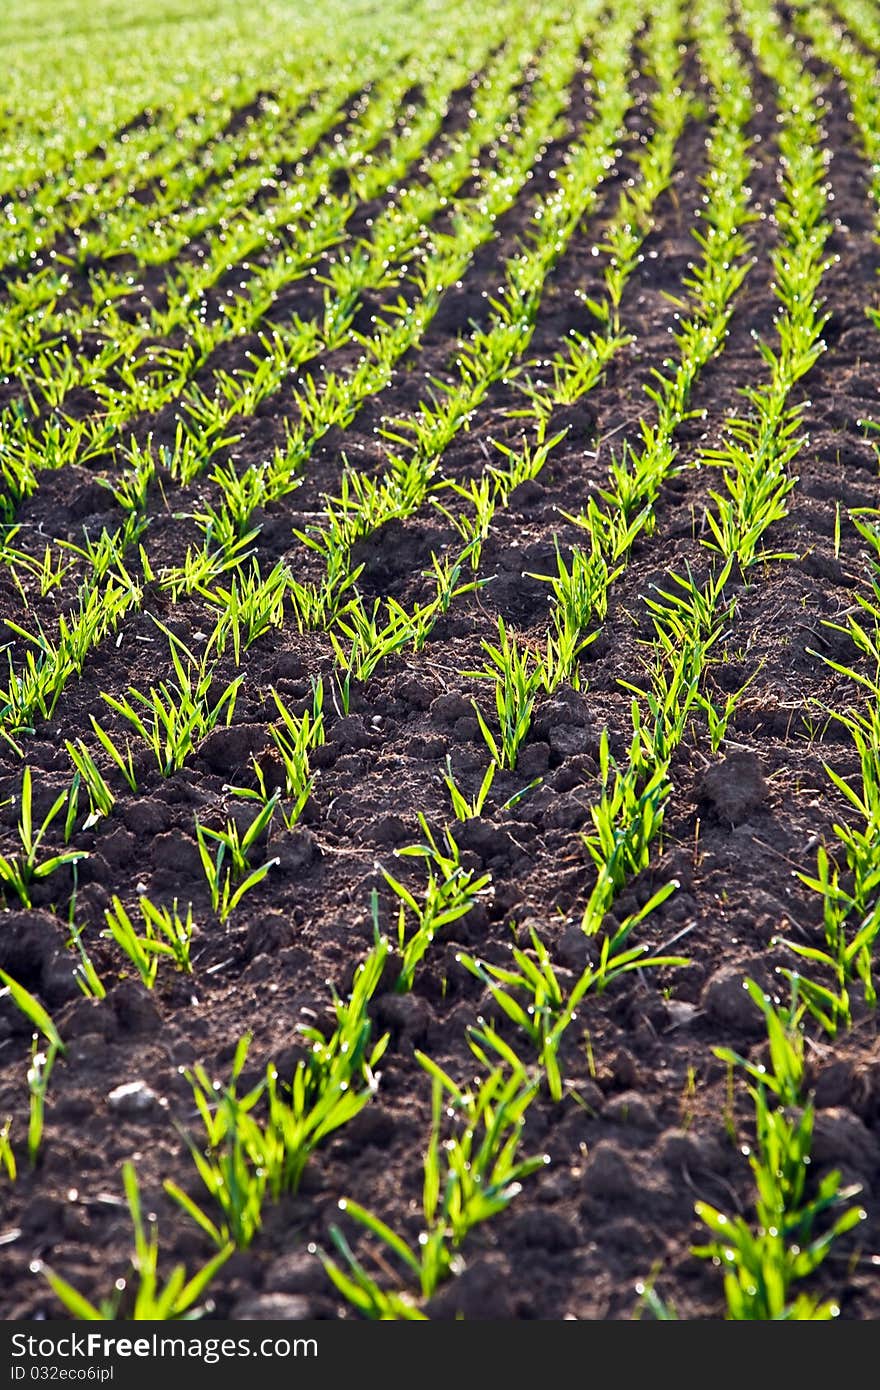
[2,14,880,1324]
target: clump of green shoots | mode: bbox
[581,728,674,933]
[166,940,389,1248]
[314,1051,547,1317]
[779,508,880,1033]
[99,628,241,778]
[0,971,65,1167]
[0,767,87,908]
[0,970,64,1053]
[329,587,465,685]
[442,755,496,821]
[527,540,617,692]
[26,1036,58,1168]
[692,979,864,1320]
[202,559,291,662]
[0,571,139,743]
[381,814,492,990]
[103,895,195,986]
[67,917,106,1001]
[465,617,543,770]
[36,1161,232,1320]
[194,797,280,924]
[460,921,686,1101]
[65,739,115,828]
[229,682,324,830]
[581,563,734,936]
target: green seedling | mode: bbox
[693,978,865,1319]
[527,541,615,691]
[695,662,761,752]
[103,894,195,986]
[89,716,138,793]
[431,475,499,570]
[0,970,64,1053]
[781,512,880,1030]
[67,918,106,1001]
[5,541,74,609]
[0,1117,14,1181]
[776,848,880,1036]
[465,617,543,770]
[382,816,492,990]
[101,629,241,777]
[0,768,88,908]
[194,797,280,923]
[65,738,116,827]
[229,682,324,829]
[314,1053,547,1317]
[167,943,389,1247]
[27,1037,58,1167]
[442,755,496,821]
[204,560,292,662]
[37,1162,232,1320]
[1,573,139,738]
[460,925,687,1101]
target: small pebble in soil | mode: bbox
[664,999,698,1029]
[107,1080,164,1116]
